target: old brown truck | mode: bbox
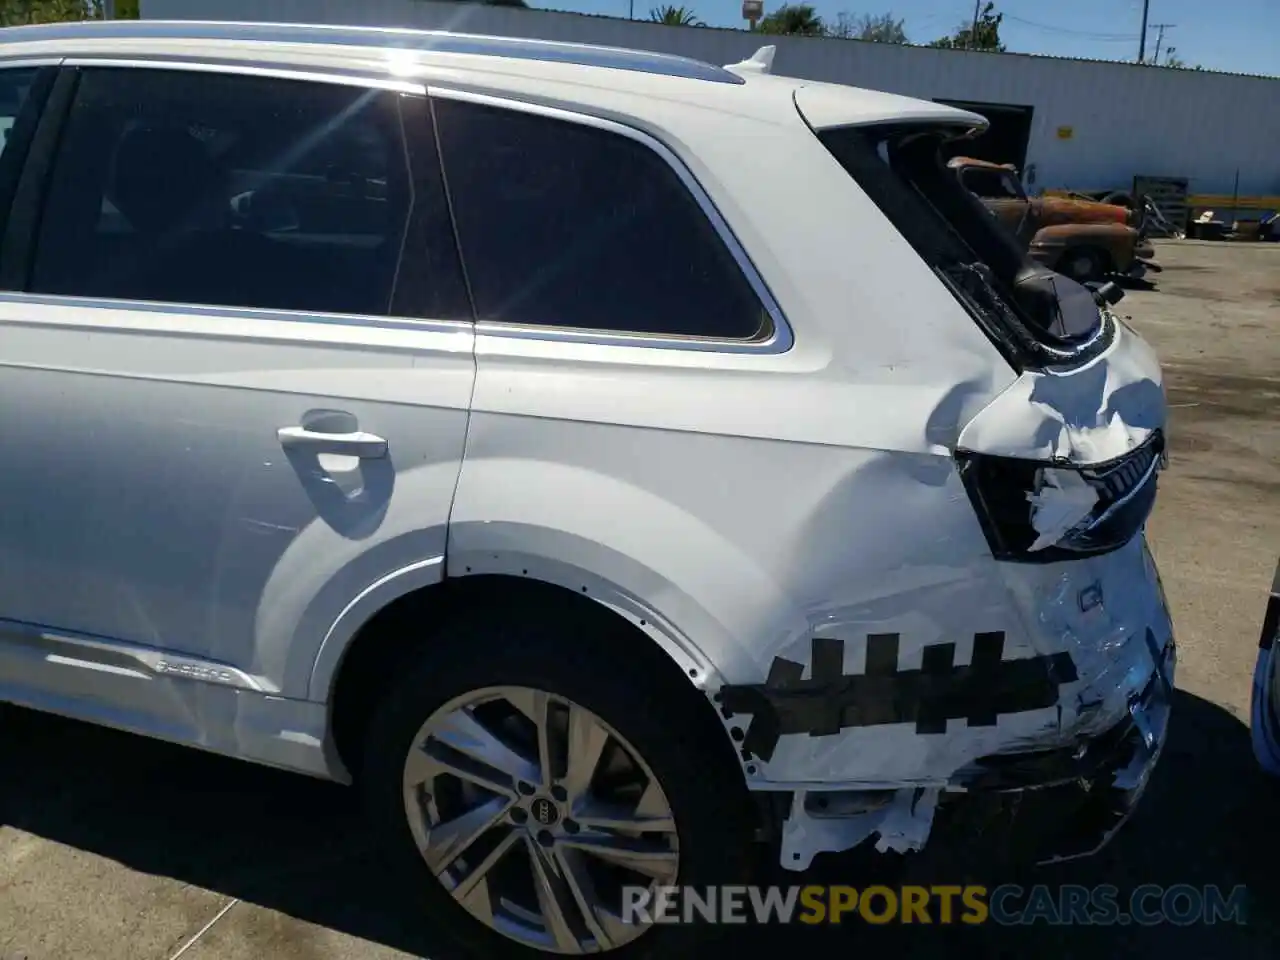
[949,157,1159,284]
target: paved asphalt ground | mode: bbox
[1,239,1277,959]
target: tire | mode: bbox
[1058,246,1109,284]
[361,601,755,959]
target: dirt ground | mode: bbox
[0,239,1277,959]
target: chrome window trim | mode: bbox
[0,291,474,338]
[60,56,428,95]
[427,86,795,355]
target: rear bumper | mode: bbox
[939,633,1174,864]
[766,536,1175,871]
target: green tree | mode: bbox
[0,0,142,23]
[648,4,702,25]
[828,11,907,43]
[758,3,824,36]
[0,0,91,24]
[929,1,1005,51]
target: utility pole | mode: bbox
[969,0,982,49]
[1137,0,1150,62]
[1152,23,1175,64]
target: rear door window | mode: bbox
[431,96,769,341]
[27,68,469,321]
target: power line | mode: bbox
[1002,13,1140,41]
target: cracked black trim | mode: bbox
[718,632,1078,763]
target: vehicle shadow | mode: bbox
[0,688,1275,959]
[1116,276,1159,292]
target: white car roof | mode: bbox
[0,20,984,133]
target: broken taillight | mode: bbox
[956,432,1165,563]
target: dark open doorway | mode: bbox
[935,99,1035,171]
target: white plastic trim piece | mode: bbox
[726,45,776,74]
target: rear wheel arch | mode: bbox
[327,573,741,784]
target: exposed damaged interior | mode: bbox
[816,120,1121,368]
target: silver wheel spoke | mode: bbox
[562,832,679,881]
[507,688,554,788]
[526,836,587,954]
[574,802,675,835]
[453,828,521,902]
[421,795,513,876]
[430,708,539,788]
[404,741,519,799]
[563,705,610,804]
[576,778,675,833]
[554,847,618,950]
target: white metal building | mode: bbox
[139,0,1279,203]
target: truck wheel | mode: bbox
[360,602,755,959]
[1059,247,1109,284]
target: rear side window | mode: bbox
[28,68,469,320]
[432,97,768,340]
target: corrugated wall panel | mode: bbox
[139,0,1280,198]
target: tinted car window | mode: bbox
[432,98,768,340]
[29,69,438,318]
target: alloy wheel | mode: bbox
[402,686,680,954]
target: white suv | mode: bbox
[0,20,1174,959]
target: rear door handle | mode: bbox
[277,425,388,459]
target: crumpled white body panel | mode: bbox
[957,317,1166,467]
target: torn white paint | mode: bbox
[957,315,1166,466]
[1027,467,1099,551]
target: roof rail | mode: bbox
[0,20,748,85]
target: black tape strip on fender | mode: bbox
[719,632,1078,763]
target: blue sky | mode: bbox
[534,0,1277,76]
